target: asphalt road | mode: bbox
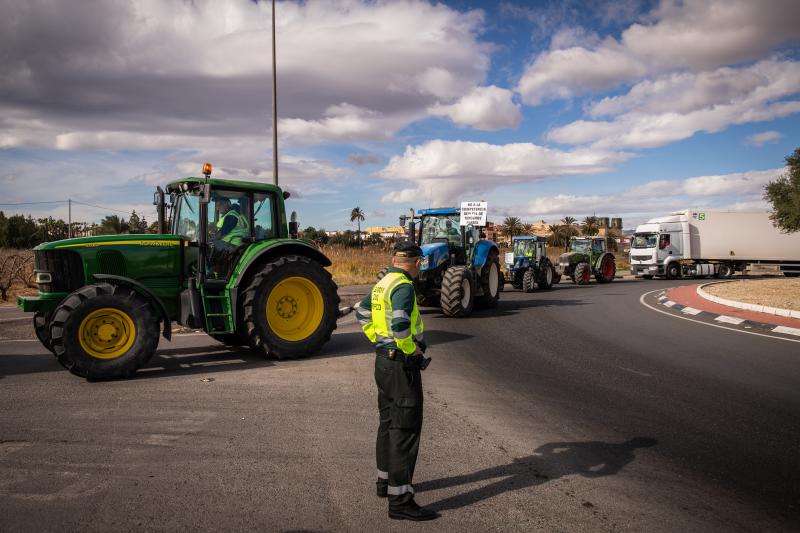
[1,278,798,532]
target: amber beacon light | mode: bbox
[202,162,213,177]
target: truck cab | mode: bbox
[630,216,686,279]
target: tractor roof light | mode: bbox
[202,162,213,177]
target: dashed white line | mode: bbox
[681,307,702,315]
[772,326,800,337]
[618,366,652,377]
[663,301,676,307]
[715,315,745,325]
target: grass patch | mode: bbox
[321,245,391,287]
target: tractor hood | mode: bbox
[559,251,585,264]
[35,234,182,251]
[419,242,449,272]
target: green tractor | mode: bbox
[18,164,343,380]
[503,236,558,292]
[555,236,616,285]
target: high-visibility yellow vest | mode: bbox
[216,210,249,245]
[367,271,423,355]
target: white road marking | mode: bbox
[773,326,800,337]
[681,307,702,315]
[618,366,652,377]
[663,301,676,307]
[640,289,800,344]
[715,315,745,325]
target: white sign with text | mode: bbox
[459,201,487,227]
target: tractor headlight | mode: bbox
[420,255,430,269]
[35,272,53,284]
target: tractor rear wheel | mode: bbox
[241,255,339,360]
[476,254,500,308]
[34,311,54,354]
[574,262,591,285]
[537,260,554,290]
[595,255,616,283]
[440,266,474,317]
[522,269,535,293]
[50,283,160,380]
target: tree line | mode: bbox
[0,211,155,249]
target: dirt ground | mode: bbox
[705,278,800,311]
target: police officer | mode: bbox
[355,241,438,521]
[215,197,249,246]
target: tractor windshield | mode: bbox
[632,233,657,248]
[174,193,200,241]
[569,239,591,253]
[420,215,463,246]
[513,239,535,257]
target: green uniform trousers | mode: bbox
[375,352,423,508]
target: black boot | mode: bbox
[376,479,388,498]
[389,499,439,521]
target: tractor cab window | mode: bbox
[592,239,606,254]
[209,190,251,245]
[174,193,200,241]
[513,239,535,258]
[420,215,462,247]
[570,239,590,253]
[253,192,275,240]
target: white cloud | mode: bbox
[429,86,522,130]
[745,130,783,146]
[378,139,630,205]
[548,59,800,149]
[523,167,784,221]
[517,0,800,105]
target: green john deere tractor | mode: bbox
[555,236,616,285]
[18,164,343,380]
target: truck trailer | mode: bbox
[630,209,800,279]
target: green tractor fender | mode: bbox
[230,240,332,292]
[592,252,613,271]
[92,274,172,340]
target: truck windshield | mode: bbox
[174,193,200,241]
[420,215,463,246]
[570,239,590,253]
[632,233,657,248]
[513,239,535,257]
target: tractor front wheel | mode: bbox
[522,269,535,293]
[440,266,474,317]
[574,262,591,285]
[595,255,616,283]
[476,254,500,308]
[537,260,554,290]
[34,311,54,354]
[241,255,339,360]
[50,283,160,379]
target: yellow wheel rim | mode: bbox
[78,308,136,359]
[266,276,324,342]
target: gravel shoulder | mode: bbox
[704,278,800,312]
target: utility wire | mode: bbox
[0,199,133,215]
[71,200,132,215]
[0,200,68,206]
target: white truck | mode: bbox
[630,209,800,279]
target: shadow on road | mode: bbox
[419,298,587,319]
[419,437,657,512]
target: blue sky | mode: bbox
[1,0,799,231]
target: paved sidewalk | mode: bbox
[665,284,800,328]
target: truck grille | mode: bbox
[34,250,84,293]
[631,255,652,261]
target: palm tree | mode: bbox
[582,215,600,236]
[98,215,129,235]
[501,216,524,245]
[350,207,365,248]
[560,216,579,249]
[546,224,566,249]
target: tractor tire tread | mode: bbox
[440,266,473,317]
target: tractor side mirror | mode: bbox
[283,191,291,200]
[289,211,299,238]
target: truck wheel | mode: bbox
[440,266,474,317]
[376,267,389,281]
[595,255,616,283]
[537,260,554,290]
[716,264,733,279]
[666,263,681,280]
[522,269,535,293]
[34,312,54,354]
[241,255,339,360]
[476,254,500,308]
[574,262,591,285]
[50,283,160,380]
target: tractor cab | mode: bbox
[416,208,477,271]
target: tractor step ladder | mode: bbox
[201,280,234,334]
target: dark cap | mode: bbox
[393,240,422,258]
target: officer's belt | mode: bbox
[376,347,418,361]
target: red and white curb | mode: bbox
[697,281,800,320]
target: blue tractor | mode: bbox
[503,236,558,292]
[386,207,502,317]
